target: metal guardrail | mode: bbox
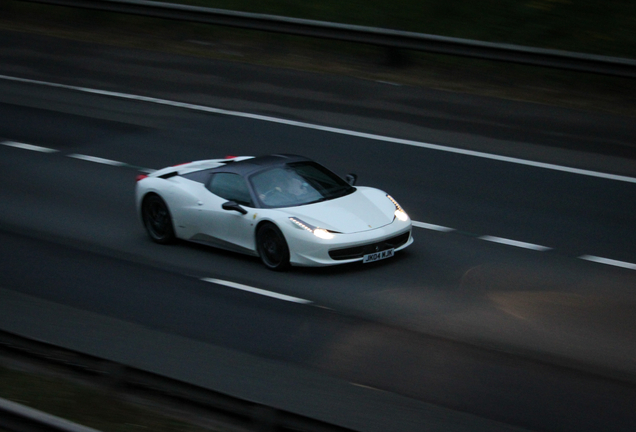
[19,0,636,78]
[0,330,354,432]
[0,398,102,432]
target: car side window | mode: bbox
[207,173,253,207]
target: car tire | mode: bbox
[141,194,176,244]
[256,223,290,271]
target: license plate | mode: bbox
[363,248,394,263]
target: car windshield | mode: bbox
[250,161,354,208]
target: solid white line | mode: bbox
[412,221,454,232]
[2,74,636,184]
[202,278,312,304]
[1,141,58,153]
[579,255,636,270]
[479,235,551,251]
[67,154,125,166]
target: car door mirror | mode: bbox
[345,173,357,186]
[222,201,248,215]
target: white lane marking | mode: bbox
[3,136,630,266]
[479,235,551,251]
[3,136,633,266]
[2,74,636,184]
[202,278,312,304]
[67,154,126,166]
[579,255,636,270]
[1,141,58,153]
[412,221,454,232]
[350,382,384,391]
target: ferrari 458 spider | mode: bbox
[135,154,412,270]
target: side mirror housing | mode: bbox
[222,201,248,215]
[345,173,357,186]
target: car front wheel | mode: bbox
[141,194,176,244]
[256,223,290,271]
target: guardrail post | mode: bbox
[99,361,126,391]
[251,405,278,432]
[385,47,409,67]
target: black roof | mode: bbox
[219,154,312,176]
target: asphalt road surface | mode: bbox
[1,30,635,431]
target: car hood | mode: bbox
[285,187,395,234]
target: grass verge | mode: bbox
[1,1,635,117]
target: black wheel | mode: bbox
[256,223,290,271]
[141,194,176,244]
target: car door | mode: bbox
[194,172,257,254]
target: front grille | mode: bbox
[329,231,411,260]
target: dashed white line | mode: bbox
[479,235,551,251]
[1,141,57,153]
[2,74,636,184]
[350,382,385,391]
[67,154,126,166]
[202,278,312,304]
[412,221,454,232]
[579,255,636,270]
[0,88,636,272]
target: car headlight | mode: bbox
[387,194,409,222]
[289,217,335,239]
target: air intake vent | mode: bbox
[329,231,410,260]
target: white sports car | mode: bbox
[135,154,413,270]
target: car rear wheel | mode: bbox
[142,194,176,244]
[256,223,290,271]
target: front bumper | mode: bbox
[286,220,413,266]
[328,231,411,260]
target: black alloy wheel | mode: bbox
[256,223,290,271]
[142,194,176,244]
